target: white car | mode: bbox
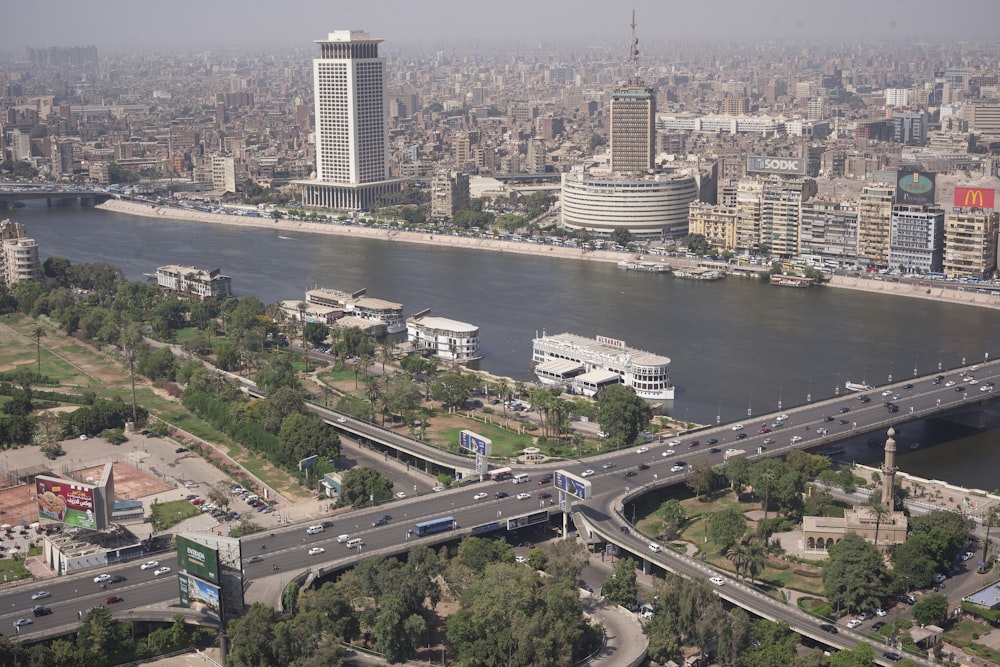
[667,439,681,447]
[31,591,51,600]
[790,435,803,443]
[432,485,445,492]
[648,543,662,553]
[725,448,740,455]
[140,560,159,570]
[336,417,347,423]
[881,390,893,397]
[661,449,675,457]
[93,574,112,584]
[731,424,744,431]
[473,492,489,500]
[395,491,407,499]
[308,547,325,555]
[670,464,685,473]
[636,446,649,454]
[962,551,976,561]
[775,414,789,421]
[516,492,532,500]
[945,380,957,387]
[515,555,528,564]
[581,469,595,477]
[337,534,351,543]
[846,619,863,629]
[709,576,725,586]
[875,608,887,617]
[153,566,172,576]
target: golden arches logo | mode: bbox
[963,189,984,207]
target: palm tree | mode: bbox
[120,330,142,426]
[725,542,751,579]
[31,326,46,377]
[496,379,510,417]
[745,540,767,584]
[983,506,999,564]
[363,375,383,424]
[758,469,776,520]
[866,499,892,549]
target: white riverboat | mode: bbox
[305,287,406,334]
[531,332,674,401]
[844,381,873,392]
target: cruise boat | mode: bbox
[531,332,674,401]
[844,381,873,392]
[305,287,406,334]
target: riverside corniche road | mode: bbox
[4,362,994,661]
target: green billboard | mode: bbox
[176,535,220,583]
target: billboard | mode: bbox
[553,470,592,500]
[176,535,220,583]
[35,475,106,530]
[746,156,806,176]
[459,430,492,456]
[895,170,936,205]
[954,187,995,209]
[178,573,221,622]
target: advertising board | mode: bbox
[35,475,104,530]
[895,170,936,205]
[178,573,221,622]
[954,187,995,209]
[553,470,591,500]
[176,535,220,583]
[746,156,806,176]
[459,430,492,456]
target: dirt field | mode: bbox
[0,462,174,525]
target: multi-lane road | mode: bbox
[3,360,996,658]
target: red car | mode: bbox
[105,595,124,604]
[759,427,771,434]
[537,492,552,500]
[687,440,700,447]
[190,498,205,506]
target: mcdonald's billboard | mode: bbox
[954,187,995,209]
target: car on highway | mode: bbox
[636,463,649,470]
[816,428,828,435]
[31,591,51,601]
[648,542,662,553]
[622,471,637,478]
[153,566,172,576]
[687,440,700,447]
[105,596,124,604]
[372,515,390,526]
[473,492,489,500]
[775,414,789,421]
[670,464,686,473]
[883,652,903,662]
[636,446,649,454]
[846,619,863,629]
[246,555,264,564]
[537,476,552,484]
[661,449,675,457]
[839,406,850,413]
[395,491,407,499]
[762,438,775,445]
[945,380,957,387]
[94,574,112,584]
[336,417,347,423]
[758,427,771,434]
[308,547,325,556]
[902,383,913,389]
[667,439,681,447]
[432,486,445,492]
[791,435,803,443]
[581,469,595,477]
[495,491,509,499]
[823,416,835,422]
[731,424,744,431]
[735,433,748,440]
[32,605,52,617]
[13,618,33,627]
[881,390,893,397]
[839,419,850,425]
[955,385,966,392]
[516,492,532,500]
[601,461,617,469]
[337,534,351,543]
[709,576,725,586]
[537,492,552,500]
[819,623,838,634]
[140,560,159,570]
[706,438,719,445]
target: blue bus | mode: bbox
[414,516,457,537]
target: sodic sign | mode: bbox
[746,156,806,176]
[954,187,995,209]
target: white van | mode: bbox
[305,524,324,535]
[346,537,364,548]
[512,474,530,484]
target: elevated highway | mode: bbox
[5,360,996,659]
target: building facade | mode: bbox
[687,202,738,251]
[430,170,470,220]
[298,30,400,210]
[609,85,656,175]
[943,209,999,279]
[798,200,858,265]
[0,219,40,286]
[857,184,895,267]
[888,206,945,273]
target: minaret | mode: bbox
[881,426,897,509]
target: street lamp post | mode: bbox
[777,386,782,411]
[716,401,721,425]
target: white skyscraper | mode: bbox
[298,30,400,210]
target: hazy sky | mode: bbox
[6,0,999,53]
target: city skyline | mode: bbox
[5,0,999,54]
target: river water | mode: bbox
[11,203,1000,490]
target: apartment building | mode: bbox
[943,210,999,280]
[155,265,232,300]
[0,219,40,287]
[430,170,470,220]
[888,206,945,273]
[857,184,895,267]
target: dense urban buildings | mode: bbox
[1,24,1000,277]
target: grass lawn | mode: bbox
[0,557,32,584]
[945,620,1000,663]
[436,422,537,458]
[150,499,202,531]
